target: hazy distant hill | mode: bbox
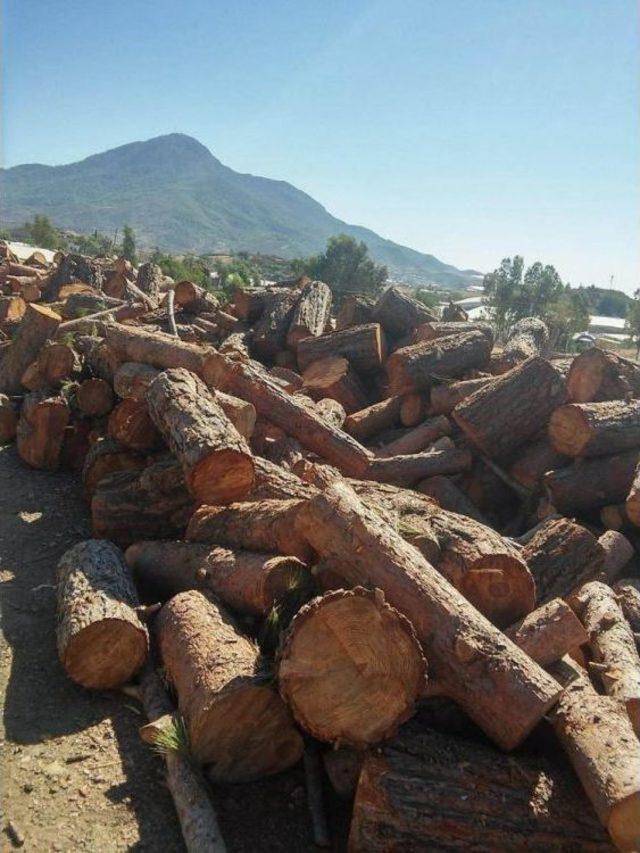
[1,133,480,288]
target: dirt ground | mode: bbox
[0,445,349,852]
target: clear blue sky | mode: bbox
[3,0,638,291]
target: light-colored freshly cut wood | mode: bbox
[16,390,70,470]
[56,540,148,689]
[372,286,435,337]
[567,347,640,403]
[301,356,368,414]
[374,415,450,457]
[293,479,560,749]
[157,590,303,779]
[105,323,208,375]
[428,377,493,415]
[545,450,639,515]
[278,587,426,746]
[81,437,145,496]
[504,598,588,666]
[493,317,549,374]
[343,396,401,441]
[286,280,332,348]
[21,341,80,391]
[76,378,115,417]
[108,398,162,452]
[416,319,494,346]
[549,400,640,457]
[0,303,61,394]
[598,530,634,581]
[0,393,17,444]
[146,368,255,505]
[296,323,385,373]
[364,448,471,487]
[0,295,26,324]
[125,539,307,616]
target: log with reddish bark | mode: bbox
[398,392,427,426]
[249,456,317,501]
[76,377,115,417]
[416,320,495,347]
[427,376,493,415]
[293,479,560,749]
[0,393,17,444]
[125,539,307,616]
[0,303,61,393]
[374,415,451,457]
[548,655,640,851]
[335,295,375,330]
[372,286,436,337]
[544,449,639,515]
[301,356,368,414]
[146,368,255,505]
[0,295,26,324]
[21,341,80,391]
[364,447,472,487]
[174,280,219,314]
[157,590,303,778]
[343,396,401,442]
[508,436,568,492]
[386,331,491,395]
[105,324,207,375]
[108,398,162,452]
[504,598,588,667]
[251,289,299,359]
[598,530,634,581]
[453,357,568,458]
[521,518,605,603]
[16,390,70,470]
[415,474,487,523]
[349,721,611,853]
[56,540,148,688]
[296,323,385,373]
[614,578,640,636]
[203,351,373,477]
[549,400,640,458]
[493,317,550,374]
[286,280,332,348]
[278,587,426,746]
[569,580,640,735]
[81,436,145,496]
[625,457,640,527]
[567,347,640,403]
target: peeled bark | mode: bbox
[598,530,634,581]
[372,286,435,337]
[493,317,549,374]
[296,323,385,373]
[454,357,568,458]
[286,280,332,347]
[16,390,70,470]
[82,436,145,496]
[625,457,640,527]
[278,587,426,746]
[301,356,368,414]
[504,598,588,667]
[508,437,568,492]
[416,320,494,347]
[0,303,61,393]
[374,415,451,457]
[567,347,640,403]
[157,590,303,779]
[545,450,639,515]
[105,323,207,375]
[364,448,471,487]
[108,398,162,452]
[521,518,605,603]
[76,377,115,417]
[294,480,560,749]
[398,392,427,426]
[343,396,401,442]
[387,331,491,395]
[56,540,148,689]
[415,474,487,523]
[549,400,640,457]
[428,376,493,415]
[0,393,17,443]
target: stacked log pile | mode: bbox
[2,241,640,851]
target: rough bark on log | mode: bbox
[56,540,148,688]
[364,448,472,487]
[45,253,103,300]
[146,368,255,505]
[293,480,560,749]
[544,450,639,515]
[504,598,588,667]
[250,456,317,501]
[252,289,299,359]
[203,351,373,477]
[613,578,640,636]
[374,415,450,457]
[108,398,162,452]
[278,587,426,746]
[398,392,427,426]
[598,530,634,581]
[567,347,640,403]
[286,280,332,348]
[301,356,368,414]
[335,295,375,330]
[343,396,401,441]
[82,436,145,496]
[113,361,160,401]
[0,393,18,443]
[157,590,303,778]
[493,317,550,374]
[16,390,70,470]
[125,539,307,616]
[174,280,219,314]
[453,357,568,458]
[296,323,385,373]
[372,286,436,337]
[232,286,286,322]
[105,324,207,375]
[508,436,568,492]
[387,331,491,395]
[428,376,493,415]
[136,262,163,302]
[76,335,121,382]
[415,474,487,523]
[416,320,495,347]
[0,303,61,393]
[625,457,640,527]
[76,377,115,417]
[549,400,640,457]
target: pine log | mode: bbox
[625,457,640,526]
[296,323,385,373]
[56,540,148,688]
[300,356,368,414]
[508,437,568,492]
[174,280,219,314]
[343,396,401,442]
[374,415,450,457]
[82,436,145,496]
[544,450,639,515]
[21,341,80,391]
[364,448,471,487]
[453,357,568,458]
[146,368,254,505]
[386,331,491,395]
[416,319,495,347]
[549,400,640,457]
[203,351,373,477]
[314,397,346,429]
[113,361,160,400]
[398,392,427,426]
[0,393,18,443]
[108,398,162,451]
[76,377,115,417]
[136,262,163,302]
[614,578,640,635]
[278,587,426,746]
[286,280,332,348]
[16,390,70,470]
[493,317,550,374]
[504,598,588,666]
[349,722,611,853]
[268,365,303,393]
[0,295,26,324]
[76,335,121,382]
[45,253,103,300]
[125,540,307,616]
[249,456,317,501]
[598,530,634,581]
[335,295,375,330]
[549,656,640,851]
[187,499,311,562]
[232,286,287,322]
[0,304,61,393]
[251,289,299,359]
[567,347,640,403]
[428,376,492,415]
[293,479,560,749]
[157,590,303,778]
[415,474,487,523]
[569,580,640,735]
[105,324,207,375]
[372,286,435,337]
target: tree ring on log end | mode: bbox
[62,617,148,689]
[187,449,255,505]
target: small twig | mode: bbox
[166,288,179,338]
[303,740,330,848]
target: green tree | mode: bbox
[152,252,212,288]
[295,234,387,298]
[23,215,66,250]
[626,290,640,358]
[484,256,564,332]
[122,225,137,264]
[414,288,440,309]
[72,230,113,257]
[212,257,259,296]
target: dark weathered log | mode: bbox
[136,262,163,302]
[0,393,18,443]
[374,415,450,457]
[76,377,115,417]
[372,286,436,337]
[108,398,162,451]
[157,590,303,778]
[364,448,472,487]
[56,540,148,688]
[251,289,299,359]
[415,474,487,523]
[75,335,121,382]
[625,457,640,527]
[549,400,640,457]
[335,294,375,330]
[113,361,160,401]
[504,598,588,666]
[301,356,368,414]
[344,396,401,441]
[286,280,332,347]
[508,436,568,492]
[544,450,639,515]
[174,280,219,314]
[387,331,491,395]
[44,253,103,300]
[0,303,61,393]
[567,347,640,402]
[232,286,287,322]
[82,436,145,496]
[105,323,207,375]
[428,376,493,415]
[268,365,303,393]
[16,390,70,470]
[296,323,385,373]
[600,503,629,530]
[598,530,634,581]
[494,317,549,374]
[416,320,495,347]
[293,479,560,749]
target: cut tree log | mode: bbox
[372,286,435,337]
[125,539,307,616]
[625,457,640,526]
[301,356,368,414]
[136,262,163,302]
[232,287,283,322]
[146,368,255,505]
[428,376,493,415]
[251,289,299,359]
[335,295,375,330]
[350,721,612,852]
[293,479,560,749]
[82,436,145,496]
[398,392,427,426]
[567,347,640,403]
[187,499,311,562]
[76,335,121,382]
[76,378,115,417]
[416,320,495,347]
[521,518,605,603]
[314,397,346,429]
[504,598,588,667]
[614,578,640,636]
[364,448,472,487]
[108,398,162,452]
[386,331,491,395]
[598,530,634,581]
[203,351,373,477]
[296,323,385,373]
[174,280,219,314]
[569,580,640,736]
[549,400,640,457]
[0,393,17,444]
[56,540,148,688]
[374,415,450,457]
[544,449,639,515]
[0,295,26,324]
[0,303,61,393]
[16,390,70,470]
[415,475,487,523]
[278,587,426,746]
[105,324,208,375]
[113,362,161,401]
[157,590,303,778]
[343,396,401,441]
[21,341,80,391]
[286,280,332,348]
[453,357,568,458]
[493,317,549,374]
[508,437,568,492]
[548,656,640,851]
